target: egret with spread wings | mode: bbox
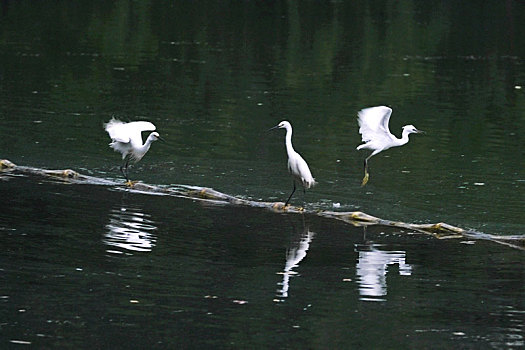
[104,118,163,185]
[356,106,423,186]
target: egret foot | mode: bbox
[125,180,138,187]
[281,203,293,212]
[361,172,369,186]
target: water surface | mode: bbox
[1,1,524,348]
[1,175,524,348]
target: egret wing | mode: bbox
[105,119,130,143]
[357,106,393,142]
[124,121,156,146]
[288,153,316,189]
[126,121,156,133]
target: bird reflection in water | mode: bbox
[104,205,158,254]
[355,239,412,302]
[276,220,315,299]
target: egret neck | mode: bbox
[283,124,296,158]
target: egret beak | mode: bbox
[267,125,279,132]
[158,136,166,143]
[416,129,425,134]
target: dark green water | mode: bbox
[1,1,524,348]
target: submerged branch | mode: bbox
[1,159,523,250]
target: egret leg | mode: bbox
[299,187,306,211]
[120,158,134,186]
[120,159,129,181]
[284,181,296,206]
[361,158,370,186]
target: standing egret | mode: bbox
[356,106,423,186]
[104,118,163,185]
[269,121,316,207]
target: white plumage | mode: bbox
[270,121,316,206]
[104,118,162,183]
[356,106,423,186]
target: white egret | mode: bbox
[104,118,163,185]
[269,121,316,206]
[356,106,423,186]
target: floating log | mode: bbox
[1,159,523,250]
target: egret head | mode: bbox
[277,121,291,129]
[402,125,423,134]
[149,132,165,142]
[268,120,292,132]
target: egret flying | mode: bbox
[269,121,316,207]
[356,106,423,186]
[104,118,163,185]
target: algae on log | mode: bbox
[1,159,523,250]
